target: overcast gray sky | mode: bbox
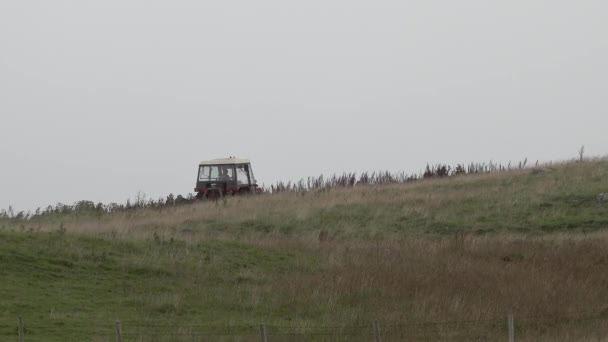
[1,1,606,211]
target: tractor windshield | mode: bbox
[236,165,250,185]
[248,164,256,184]
[198,165,234,182]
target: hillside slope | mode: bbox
[1,160,607,341]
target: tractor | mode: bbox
[194,157,259,199]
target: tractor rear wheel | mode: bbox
[206,189,223,200]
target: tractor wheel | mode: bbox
[206,189,223,201]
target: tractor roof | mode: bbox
[199,157,251,166]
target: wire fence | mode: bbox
[3,312,608,341]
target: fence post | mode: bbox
[259,323,268,342]
[115,320,123,342]
[373,320,381,342]
[18,317,24,342]
[508,314,514,342]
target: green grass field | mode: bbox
[1,160,608,341]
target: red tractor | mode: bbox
[194,157,259,199]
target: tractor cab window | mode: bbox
[248,164,256,184]
[199,165,234,182]
[236,164,250,185]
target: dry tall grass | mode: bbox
[6,159,605,238]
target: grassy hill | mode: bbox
[1,160,608,341]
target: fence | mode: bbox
[3,313,607,341]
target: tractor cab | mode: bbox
[195,158,258,199]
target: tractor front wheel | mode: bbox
[238,188,251,195]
